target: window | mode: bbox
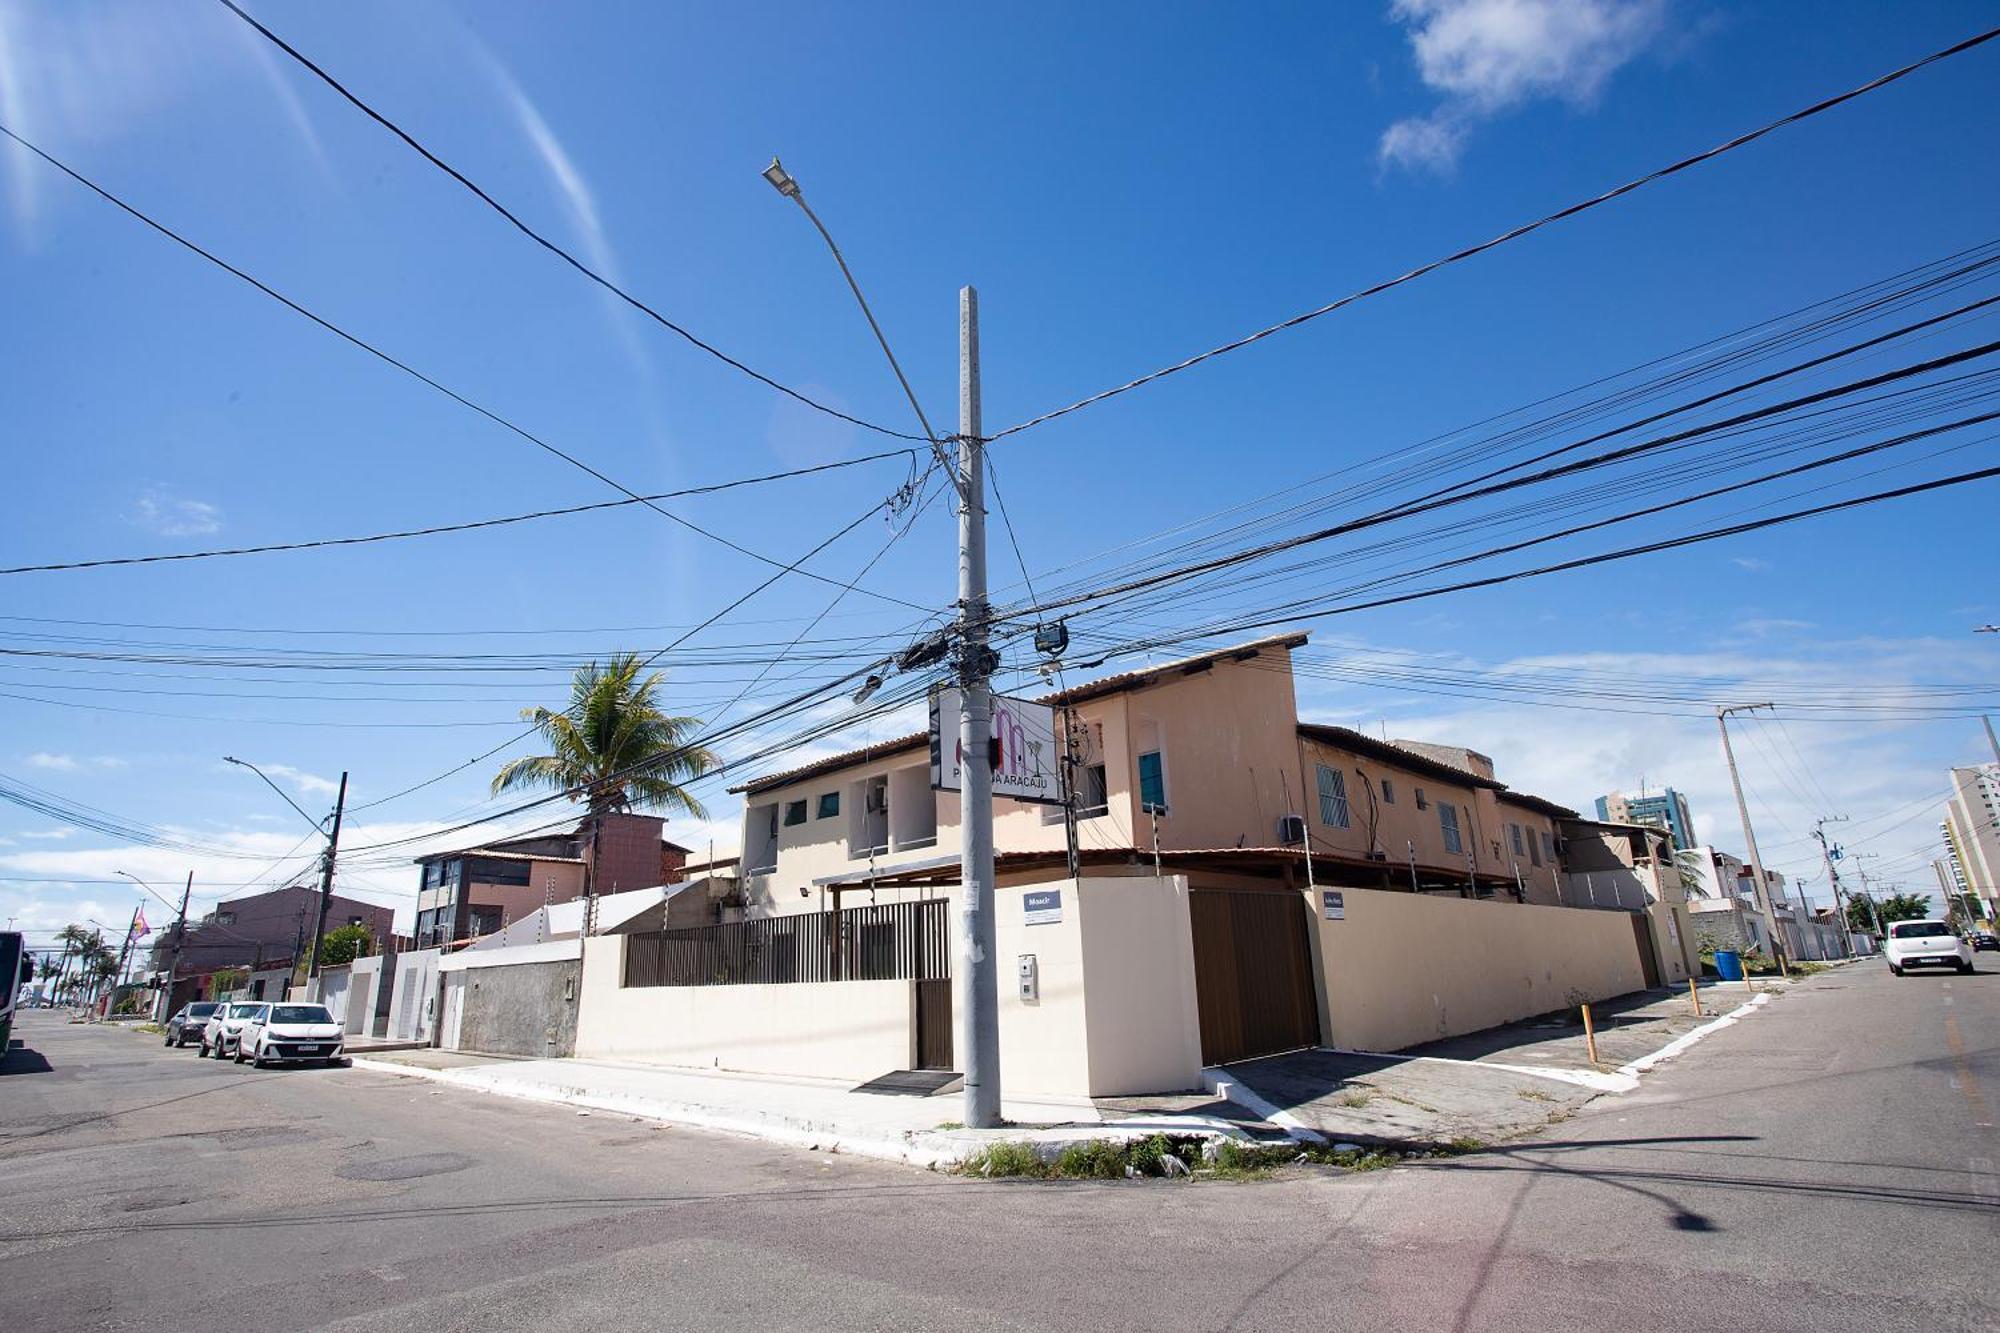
[1138,750,1168,813]
[816,791,840,820]
[783,800,807,827]
[467,857,531,887]
[1414,787,1429,811]
[1380,777,1395,804]
[1440,803,1463,854]
[746,804,778,874]
[1529,829,1543,867]
[1541,830,1556,864]
[1051,762,1110,821]
[1316,764,1351,828]
[1509,824,1525,857]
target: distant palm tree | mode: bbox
[492,654,717,819]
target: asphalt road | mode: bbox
[2,962,1994,1332]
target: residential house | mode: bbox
[1558,818,1697,985]
[410,816,690,949]
[575,634,1659,1100]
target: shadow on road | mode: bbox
[1,1039,53,1076]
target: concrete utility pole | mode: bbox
[155,871,193,1020]
[1717,704,1788,974]
[955,285,1001,1130]
[1813,817,1851,957]
[306,771,349,981]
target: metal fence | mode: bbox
[623,898,951,988]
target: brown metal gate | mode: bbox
[915,978,953,1070]
[1189,887,1320,1066]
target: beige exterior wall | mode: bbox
[1073,875,1203,1095]
[738,645,1308,916]
[1313,886,1648,1052]
[574,934,914,1080]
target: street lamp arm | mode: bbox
[223,756,328,836]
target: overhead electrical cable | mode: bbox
[987,25,2000,441]
[213,0,922,443]
[1001,339,2000,625]
[0,449,916,576]
[0,122,928,614]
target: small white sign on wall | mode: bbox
[1023,889,1063,926]
[1322,890,1345,921]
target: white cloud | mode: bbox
[132,485,222,537]
[24,753,126,772]
[0,3,329,240]
[255,763,340,799]
[20,829,75,841]
[1731,556,1772,572]
[1380,0,1667,172]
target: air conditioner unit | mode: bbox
[1278,815,1306,845]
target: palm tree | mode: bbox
[492,654,718,820]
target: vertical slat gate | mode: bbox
[1189,887,1319,1066]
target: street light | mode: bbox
[223,756,326,835]
[761,157,799,198]
[223,755,349,986]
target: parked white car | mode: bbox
[200,1001,268,1058]
[1884,920,1973,976]
[235,1002,345,1068]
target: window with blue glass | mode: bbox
[1137,750,1168,813]
[1315,764,1351,828]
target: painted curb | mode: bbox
[1202,1069,1328,1144]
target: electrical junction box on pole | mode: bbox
[930,687,1063,806]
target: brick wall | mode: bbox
[588,812,667,897]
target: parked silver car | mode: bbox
[234,1002,346,1068]
[164,1001,222,1047]
[199,1001,268,1059]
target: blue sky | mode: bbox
[4,0,1998,943]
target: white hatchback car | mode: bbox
[1884,919,1974,976]
[200,1001,268,1058]
[234,1002,345,1068]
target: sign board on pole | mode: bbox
[1321,889,1345,921]
[930,688,1063,806]
[1023,889,1063,926]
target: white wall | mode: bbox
[386,948,441,1044]
[576,934,914,1081]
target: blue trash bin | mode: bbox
[1714,949,1744,981]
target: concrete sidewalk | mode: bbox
[348,975,1820,1166]
[348,1050,1250,1168]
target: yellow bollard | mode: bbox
[1688,977,1704,1017]
[1580,1002,1600,1065]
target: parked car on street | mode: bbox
[1970,932,1999,953]
[200,1001,269,1059]
[164,1001,221,1047]
[1883,920,1974,975]
[234,1003,345,1068]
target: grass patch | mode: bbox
[133,1023,167,1035]
[1334,1089,1375,1108]
[956,1132,1479,1181]
[1515,1089,1554,1103]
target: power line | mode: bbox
[213,0,922,443]
[1042,464,2000,674]
[0,449,916,576]
[988,25,2000,441]
[0,121,929,614]
[1004,338,2000,624]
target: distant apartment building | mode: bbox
[412,815,690,949]
[1593,788,1696,852]
[148,883,396,1010]
[1942,765,2000,922]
